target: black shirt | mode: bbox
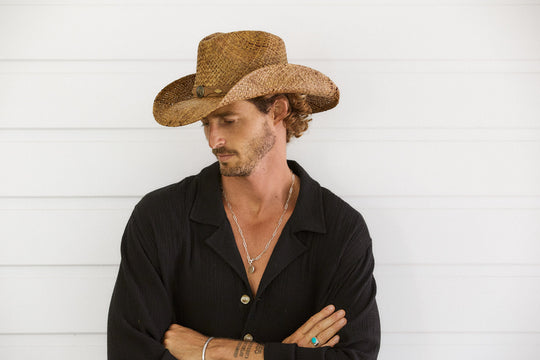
[107,161,380,360]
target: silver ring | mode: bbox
[311,336,320,347]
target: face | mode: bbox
[201,100,276,176]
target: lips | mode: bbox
[213,148,236,162]
[216,153,235,162]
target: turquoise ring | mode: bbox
[311,337,320,346]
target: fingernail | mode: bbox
[326,304,335,312]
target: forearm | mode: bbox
[207,339,264,360]
[199,305,346,360]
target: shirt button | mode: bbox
[243,333,253,341]
[240,294,251,305]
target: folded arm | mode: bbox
[163,305,347,360]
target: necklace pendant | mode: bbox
[248,264,256,274]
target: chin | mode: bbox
[219,162,255,177]
[219,168,252,177]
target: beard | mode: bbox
[214,121,276,177]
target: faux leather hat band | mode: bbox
[193,85,233,98]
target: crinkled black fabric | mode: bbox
[107,160,380,360]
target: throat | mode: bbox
[222,171,301,295]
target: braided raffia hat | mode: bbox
[153,30,340,127]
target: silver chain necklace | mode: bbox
[223,172,295,274]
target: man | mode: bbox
[108,31,380,360]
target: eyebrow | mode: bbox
[202,111,237,121]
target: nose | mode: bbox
[206,122,225,149]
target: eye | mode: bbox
[223,117,237,124]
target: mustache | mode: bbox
[212,147,237,156]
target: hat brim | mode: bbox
[153,64,339,127]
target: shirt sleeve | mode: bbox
[107,204,177,360]
[264,214,381,360]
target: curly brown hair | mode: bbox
[248,93,312,142]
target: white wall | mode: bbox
[1,1,540,359]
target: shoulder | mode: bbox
[134,174,197,218]
[290,160,369,242]
[320,186,367,230]
[319,186,371,248]
[132,162,218,221]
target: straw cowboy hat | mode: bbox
[152,30,340,127]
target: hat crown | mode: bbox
[194,31,288,90]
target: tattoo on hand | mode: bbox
[254,344,263,355]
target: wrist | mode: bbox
[202,336,214,360]
[205,338,264,360]
[205,337,227,360]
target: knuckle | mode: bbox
[285,334,299,344]
[332,310,345,319]
[330,322,341,330]
[332,318,346,329]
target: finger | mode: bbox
[163,330,172,343]
[308,309,346,341]
[314,316,347,345]
[296,310,345,346]
[295,305,336,335]
[323,335,340,348]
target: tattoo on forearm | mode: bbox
[244,342,254,358]
[240,342,248,358]
[234,341,246,358]
[234,341,242,358]
[233,341,261,358]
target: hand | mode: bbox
[163,324,209,360]
[282,304,347,348]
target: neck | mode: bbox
[221,157,293,217]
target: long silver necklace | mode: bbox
[223,172,295,274]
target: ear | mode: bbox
[271,96,290,125]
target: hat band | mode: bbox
[193,85,232,98]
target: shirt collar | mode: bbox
[189,160,326,234]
